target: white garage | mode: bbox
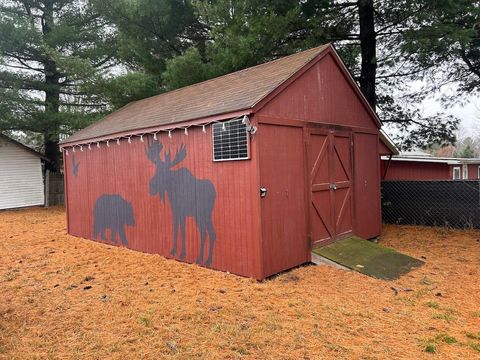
[0,134,45,210]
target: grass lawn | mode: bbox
[1,207,480,359]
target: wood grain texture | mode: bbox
[64,126,262,279]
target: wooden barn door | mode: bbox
[308,128,353,247]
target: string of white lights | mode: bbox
[63,115,251,156]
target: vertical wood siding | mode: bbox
[379,140,393,155]
[381,161,480,180]
[381,161,452,180]
[64,126,262,279]
[353,133,381,239]
[65,48,385,279]
[258,123,308,277]
[258,53,378,131]
[256,51,382,263]
[468,164,479,179]
[0,137,44,209]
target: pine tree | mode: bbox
[0,0,116,170]
[90,0,205,107]
[457,144,475,158]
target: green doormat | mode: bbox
[312,236,424,280]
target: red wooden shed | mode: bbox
[61,44,391,280]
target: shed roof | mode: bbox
[379,130,399,155]
[62,44,333,145]
[380,153,480,165]
[0,133,48,162]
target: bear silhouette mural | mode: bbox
[92,194,135,245]
[146,139,217,266]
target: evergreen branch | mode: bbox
[0,4,40,18]
[459,46,480,79]
[103,2,182,56]
[3,51,45,64]
[10,56,44,72]
[68,13,104,28]
[329,2,358,8]
[375,5,429,35]
[60,102,107,107]
[91,55,115,69]
[1,63,43,72]
[376,67,427,79]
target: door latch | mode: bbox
[329,184,337,190]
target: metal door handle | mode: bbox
[329,184,337,190]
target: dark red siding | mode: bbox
[257,123,308,277]
[467,164,480,179]
[379,140,392,155]
[354,133,381,239]
[453,164,480,180]
[64,48,385,279]
[256,51,383,262]
[381,161,451,180]
[381,161,480,180]
[64,126,263,279]
[258,53,377,130]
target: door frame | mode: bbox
[308,127,334,246]
[305,124,354,248]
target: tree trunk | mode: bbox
[42,1,60,171]
[358,0,377,109]
[43,56,60,172]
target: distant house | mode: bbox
[435,145,456,157]
[0,134,46,209]
[381,151,480,180]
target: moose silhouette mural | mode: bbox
[146,139,217,266]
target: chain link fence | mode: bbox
[381,180,480,229]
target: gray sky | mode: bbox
[421,95,479,139]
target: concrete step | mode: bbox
[311,252,350,271]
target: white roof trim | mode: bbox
[379,129,399,155]
[380,155,480,165]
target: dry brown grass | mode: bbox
[1,207,480,359]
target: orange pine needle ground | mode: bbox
[1,207,480,359]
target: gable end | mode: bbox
[255,47,381,130]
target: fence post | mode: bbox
[45,169,50,208]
